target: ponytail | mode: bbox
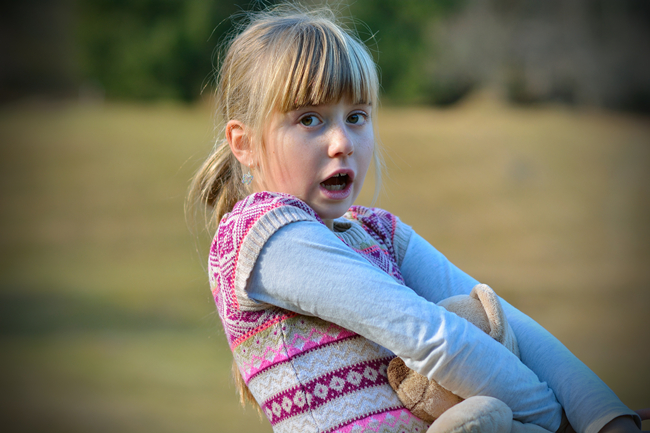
[187,138,247,233]
[232,359,262,416]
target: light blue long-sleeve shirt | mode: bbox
[247,219,639,433]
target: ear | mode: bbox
[470,284,505,341]
[470,284,520,358]
[226,120,253,166]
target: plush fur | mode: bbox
[387,284,551,433]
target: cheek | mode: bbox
[359,139,375,169]
[264,151,315,193]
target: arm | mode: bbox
[246,220,563,431]
[400,231,642,433]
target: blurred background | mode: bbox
[0,0,648,432]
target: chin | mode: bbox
[321,204,354,221]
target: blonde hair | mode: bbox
[187,4,382,411]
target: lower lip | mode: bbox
[319,181,353,200]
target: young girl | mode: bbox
[188,5,644,433]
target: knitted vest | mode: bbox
[209,192,430,433]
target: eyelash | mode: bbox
[298,111,369,127]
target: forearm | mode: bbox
[500,300,641,433]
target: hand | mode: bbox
[636,408,650,433]
[636,408,650,422]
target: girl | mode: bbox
[188,5,644,433]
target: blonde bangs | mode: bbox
[272,20,378,113]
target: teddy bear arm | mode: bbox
[388,358,429,412]
[388,357,464,423]
[421,382,464,420]
[387,357,410,391]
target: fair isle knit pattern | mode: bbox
[209,192,429,433]
[342,206,406,285]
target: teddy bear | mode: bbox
[387,284,554,433]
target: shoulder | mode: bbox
[209,192,324,310]
[217,192,323,244]
[344,206,413,266]
[213,191,324,262]
[225,192,323,226]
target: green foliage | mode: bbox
[348,0,464,104]
[75,0,264,101]
[74,0,462,103]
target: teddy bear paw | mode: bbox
[426,396,512,433]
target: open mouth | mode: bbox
[320,173,350,191]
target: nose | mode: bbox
[328,123,354,158]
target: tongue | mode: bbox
[322,175,346,186]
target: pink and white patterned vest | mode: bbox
[209,192,429,433]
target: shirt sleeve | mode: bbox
[246,220,563,432]
[400,230,642,433]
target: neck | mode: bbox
[323,219,334,230]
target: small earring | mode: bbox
[241,166,253,185]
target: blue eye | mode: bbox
[300,115,320,126]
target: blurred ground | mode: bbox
[0,97,648,432]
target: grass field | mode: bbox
[0,96,648,432]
